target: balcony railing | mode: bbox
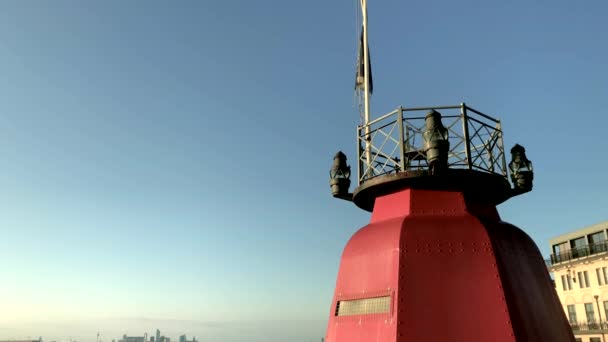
[549,240,608,265]
[571,321,608,332]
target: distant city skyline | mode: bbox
[0,318,325,342]
[0,329,198,342]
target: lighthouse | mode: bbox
[325,2,574,342]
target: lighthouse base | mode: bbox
[325,188,573,342]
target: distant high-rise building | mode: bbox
[155,330,160,342]
[118,335,145,342]
[150,338,154,342]
[179,335,186,342]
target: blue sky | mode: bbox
[0,1,607,341]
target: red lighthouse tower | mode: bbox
[326,3,574,342]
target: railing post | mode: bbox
[497,121,507,176]
[357,125,362,185]
[397,106,405,172]
[461,103,473,169]
[487,143,495,173]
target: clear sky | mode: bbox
[0,1,607,341]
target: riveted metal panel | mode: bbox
[325,189,575,342]
[396,214,516,341]
[485,220,576,341]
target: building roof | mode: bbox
[548,220,608,246]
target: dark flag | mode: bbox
[355,28,373,94]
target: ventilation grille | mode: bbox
[335,296,391,316]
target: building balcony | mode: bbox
[571,321,608,333]
[549,240,608,265]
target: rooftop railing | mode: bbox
[356,104,507,185]
[549,240,608,265]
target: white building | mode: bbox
[548,221,608,342]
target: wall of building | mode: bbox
[550,221,608,342]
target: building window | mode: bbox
[571,237,587,258]
[554,242,568,254]
[572,237,586,249]
[553,242,570,263]
[567,304,577,323]
[590,230,608,253]
[554,242,569,254]
[604,301,608,323]
[585,302,596,323]
[591,338,601,342]
[589,231,606,243]
[597,268,604,285]
[562,275,567,291]
[575,339,581,342]
[567,274,573,290]
[575,271,591,288]
[603,267,608,284]
[571,237,586,249]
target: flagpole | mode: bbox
[361,0,370,125]
[360,0,372,175]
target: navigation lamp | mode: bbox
[330,151,351,198]
[423,110,450,174]
[509,144,534,192]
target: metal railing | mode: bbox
[571,321,608,332]
[356,103,507,185]
[549,240,608,265]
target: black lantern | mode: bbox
[330,151,351,198]
[423,110,450,175]
[509,144,533,193]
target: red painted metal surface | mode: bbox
[325,188,574,342]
